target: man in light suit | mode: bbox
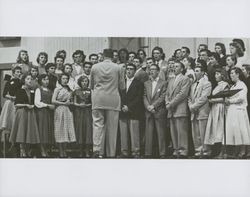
[90,48,125,158]
[188,65,212,158]
[119,63,144,158]
[165,61,192,158]
[144,64,167,158]
[152,46,169,81]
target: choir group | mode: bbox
[0,38,250,159]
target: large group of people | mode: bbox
[0,38,250,159]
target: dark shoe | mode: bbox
[178,155,188,159]
[144,155,152,159]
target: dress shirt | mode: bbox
[151,77,159,97]
[126,76,134,92]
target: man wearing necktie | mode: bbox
[119,63,144,158]
[143,64,167,158]
[188,65,212,158]
[165,61,192,158]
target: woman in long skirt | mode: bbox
[204,68,229,158]
[74,76,92,157]
[9,74,41,157]
[225,67,250,158]
[52,73,76,158]
[0,66,22,138]
[35,74,55,157]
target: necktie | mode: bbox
[194,81,199,93]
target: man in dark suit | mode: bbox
[119,63,144,158]
[144,64,167,158]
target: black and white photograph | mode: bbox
[0,0,250,197]
[1,37,250,160]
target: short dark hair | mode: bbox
[54,55,65,63]
[146,57,153,61]
[133,56,143,64]
[118,48,129,61]
[36,52,48,64]
[137,49,146,57]
[232,38,245,52]
[126,63,136,71]
[209,52,220,63]
[38,74,49,86]
[56,50,66,58]
[215,42,226,56]
[20,73,32,85]
[226,54,237,65]
[183,57,195,69]
[181,46,190,54]
[45,63,56,72]
[89,53,98,60]
[83,61,93,68]
[200,49,211,56]
[199,44,208,50]
[152,46,165,60]
[58,73,69,85]
[63,63,73,72]
[103,48,113,58]
[72,50,86,61]
[230,67,245,81]
[215,68,228,81]
[128,51,137,57]
[77,75,89,88]
[175,60,185,70]
[196,59,207,72]
[11,65,22,74]
[149,63,160,71]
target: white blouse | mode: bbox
[35,88,48,108]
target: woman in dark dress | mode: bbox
[35,74,55,157]
[45,63,57,92]
[74,76,92,157]
[9,74,41,157]
[0,66,22,137]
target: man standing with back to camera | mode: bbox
[90,48,125,158]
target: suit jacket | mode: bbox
[165,74,191,118]
[134,68,149,84]
[188,76,212,120]
[144,78,167,119]
[119,78,144,120]
[90,59,125,111]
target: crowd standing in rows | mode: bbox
[0,38,250,159]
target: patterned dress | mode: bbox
[73,88,92,145]
[204,81,229,145]
[53,87,76,143]
[9,87,40,144]
[35,87,54,144]
[0,78,21,132]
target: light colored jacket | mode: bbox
[144,78,167,119]
[90,59,125,111]
[188,76,212,120]
[165,74,191,118]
